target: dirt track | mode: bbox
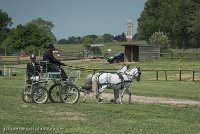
[81,93,200,106]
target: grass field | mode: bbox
[1,59,200,134]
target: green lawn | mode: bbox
[1,59,200,134]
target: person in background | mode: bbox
[43,43,68,81]
[27,54,40,82]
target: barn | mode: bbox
[122,44,160,62]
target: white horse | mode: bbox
[92,67,141,104]
[82,64,130,102]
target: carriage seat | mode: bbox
[68,70,79,83]
[39,60,62,80]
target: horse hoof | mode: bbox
[110,99,115,102]
[98,98,103,103]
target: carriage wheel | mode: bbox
[49,83,62,103]
[31,86,48,104]
[21,87,32,103]
[59,84,80,103]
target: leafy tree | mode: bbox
[120,32,127,42]
[94,36,104,43]
[137,0,163,41]
[103,34,113,42]
[82,35,97,44]
[137,0,200,48]
[132,33,142,41]
[67,36,81,44]
[188,9,200,48]
[149,31,170,52]
[82,36,94,44]
[57,39,68,44]
[114,33,127,42]
[27,18,56,42]
[0,10,12,45]
[2,23,54,55]
[172,0,198,48]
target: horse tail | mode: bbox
[92,73,100,99]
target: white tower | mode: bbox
[125,19,133,40]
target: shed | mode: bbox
[122,44,160,62]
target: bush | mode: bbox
[149,31,170,52]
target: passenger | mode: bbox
[27,54,40,82]
[43,43,68,81]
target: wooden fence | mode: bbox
[1,52,200,63]
[0,56,34,63]
[0,62,199,81]
[160,53,200,60]
[0,53,83,63]
[65,65,200,82]
[141,69,199,81]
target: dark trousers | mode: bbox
[60,68,68,80]
[47,64,68,80]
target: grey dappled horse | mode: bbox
[82,64,130,102]
[92,67,141,104]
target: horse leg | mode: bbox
[97,89,103,103]
[95,87,99,100]
[113,89,119,104]
[126,88,132,104]
[98,87,107,103]
[92,74,100,100]
[83,92,87,102]
[119,88,126,104]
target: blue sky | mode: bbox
[0,0,146,40]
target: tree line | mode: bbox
[0,10,126,56]
[137,0,200,49]
[1,0,200,56]
[0,10,56,55]
[57,33,126,44]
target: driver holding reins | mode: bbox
[43,43,68,81]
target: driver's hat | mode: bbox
[46,43,55,50]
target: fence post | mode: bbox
[18,56,20,63]
[93,69,96,74]
[179,70,182,81]
[165,70,167,81]
[156,70,158,80]
[192,71,195,81]
[171,53,173,60]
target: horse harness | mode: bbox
[97,72,132,90]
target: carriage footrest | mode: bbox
[81,86,92,91]
[40,72,62,80]
[69,77,77,83]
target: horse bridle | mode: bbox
[124,68,141,80]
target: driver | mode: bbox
[43,43,68,81]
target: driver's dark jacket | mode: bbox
[27,62,40,79]
[43,50,68,80]
[43,51,62,66]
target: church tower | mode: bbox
[125,19,133,40]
